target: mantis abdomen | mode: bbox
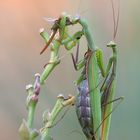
[76,79,94,140]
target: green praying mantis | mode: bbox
[37,0,123,140]
[69,1,123,140]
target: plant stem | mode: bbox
[27,102,36,128]
[41,95,75,140]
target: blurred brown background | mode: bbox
[0,0,139,139]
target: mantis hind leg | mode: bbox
[92,96,124,138]
[71,43,80,70]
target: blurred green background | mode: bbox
[0,0,139,139]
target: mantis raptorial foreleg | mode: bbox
[62,30,84,50]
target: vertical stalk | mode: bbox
[39,29,60,85]
[27,103,36,128]
[26,85,38,129]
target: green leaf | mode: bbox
[19,119,30,140]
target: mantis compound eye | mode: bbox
[107,41,116,48]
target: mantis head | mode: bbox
[107,41,116,48]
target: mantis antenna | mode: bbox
[75,0,88,18]
[77,0,82,14]
[111,0,120,40]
